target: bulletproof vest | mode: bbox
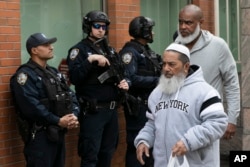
[21,61,73,117]
[125,40,162,76]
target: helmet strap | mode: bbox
[88,35,102,42]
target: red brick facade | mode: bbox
[193,0,215,34]
[0,0,23,166]
[0,0,215,167]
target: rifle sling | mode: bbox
[83,37,117,83]
[129,41,161,70]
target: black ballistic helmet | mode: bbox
[82,10,110,34]
[129,16,155,42]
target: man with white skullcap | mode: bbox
[134,43,228,167]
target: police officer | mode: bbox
[119,16,162,167]
[10,33,80,167]
[66,10,129,167]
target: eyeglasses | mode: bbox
[92,23,107,30]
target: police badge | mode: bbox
[70,48,79,60]
[122,52,132,64]
[17,72,28,85]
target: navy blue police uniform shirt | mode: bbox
[66,39,120,102]
[11,61,79,124]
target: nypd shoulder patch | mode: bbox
[17,72,28,85]
[122,52,132,64]
[70,48,79,60]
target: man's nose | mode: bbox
[163,65,170,73]
[49,44,54,50]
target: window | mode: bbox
[217,0,240,70]
[21,0,101,66]
[140,0,189,54]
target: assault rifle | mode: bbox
[95,36,141,116]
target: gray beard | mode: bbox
[158,73,186,95]
[176,24,201,44]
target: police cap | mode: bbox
[26,33,57,54]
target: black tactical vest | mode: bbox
[21,60,73,117]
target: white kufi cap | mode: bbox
[165,43,190,59]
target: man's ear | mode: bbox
[31,47,37,54]
[184,62,190,73]
[199,18,204,26]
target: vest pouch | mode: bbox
[54,93,72,117]
[126,95,141,117]
[16,116,31,143]
[86,99,97,114]
[46,125,63,142]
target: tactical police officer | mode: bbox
[119,16,162,167]
[66,10,129,167]
[10,33,80,167]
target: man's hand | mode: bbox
[172,140,187,156]
[58,114,79,129]
[136,143,150,165]
[222,123,236,140]
[67,114,79,129]
[117,79,129,91]
[88,54,110,67]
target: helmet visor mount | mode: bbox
[129,16,155,42]
[141,25,153,43]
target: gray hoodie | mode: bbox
[176,30,240,124]
[134,65,228,167]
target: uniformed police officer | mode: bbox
[10,33,80,167]
[119,16,162,167]
[66,10,129,167]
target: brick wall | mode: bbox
[192,0,215,34]
[0,0,23,166]
[107,0,140,52]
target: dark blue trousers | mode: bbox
[24,130,65,167]
[78,108,119,167]
[124,103,154,167]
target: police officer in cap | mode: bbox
[66,10,129,167]
[10,33,80,167]
[119,16,162,167]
